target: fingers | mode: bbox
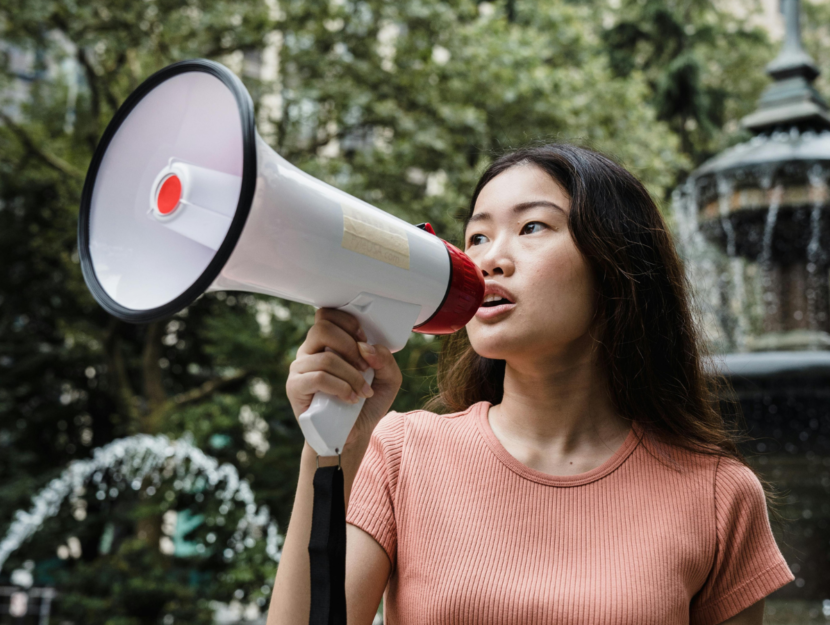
[288,370,363,404]
[316,308,367,342]
[290,351,374,400]
[287,308,403,421]
[358,342,402,387]
[299,315,369,372]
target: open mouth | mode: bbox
[481,297,512,308]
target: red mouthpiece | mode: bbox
[414,240,485,335]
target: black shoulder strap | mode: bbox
[308,465,347,625]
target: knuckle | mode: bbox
[379,346,391,361]
[344,316,359,333]
[305,325,321,342]
[321,351,339,368]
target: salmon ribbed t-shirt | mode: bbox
[345,401,794,625]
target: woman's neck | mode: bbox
[490,335,631,465]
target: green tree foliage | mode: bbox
[0,0,776,622]
[601,0,774,170]
[803,0,830,99]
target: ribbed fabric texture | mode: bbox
[345,401,794,625]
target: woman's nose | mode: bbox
[476,239,514,278]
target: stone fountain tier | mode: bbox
[698,185,828,261]
[696,129,830,178]
[684,129,830,350]
[693,131,830,257]
[713,350,830,378]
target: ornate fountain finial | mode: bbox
[742,0,830,133]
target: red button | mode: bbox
[157,175,182,215]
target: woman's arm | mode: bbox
[266,441,392,625]
[346,522,393,623]
[718,598,764,625]
[266,308,401,625]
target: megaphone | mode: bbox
[78,59,484,456]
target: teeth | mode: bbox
[484,293,509,304]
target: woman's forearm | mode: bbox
[266,439,369,625]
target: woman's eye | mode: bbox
[520,221,547,235]
[468,233,487,246]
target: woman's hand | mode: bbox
[286,308,403,452]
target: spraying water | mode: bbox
[807,165,828,331]
[0,434,283,571]
[671,179,727,349]
[759,183,784,328]
[716,175,748,350]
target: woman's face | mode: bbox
[464,163,598,363]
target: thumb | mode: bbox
[352,342,402,435]
[357,342,401,388]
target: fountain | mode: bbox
[0,434,283,573]
[672,0,830,617]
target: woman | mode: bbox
[269,144,793,625]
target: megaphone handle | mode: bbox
[300,374,372,457]
[307,349,375,446]
[297,333,384,457]
[298,293,421,456]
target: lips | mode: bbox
[475,301,515,320]
[480,282,515,307]
[476,282,516,320]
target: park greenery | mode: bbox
[0,0,812,622]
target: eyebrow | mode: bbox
[466,200,567,227]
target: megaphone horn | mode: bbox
[78,59,484,456]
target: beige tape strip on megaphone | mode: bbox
[340,202,411,270]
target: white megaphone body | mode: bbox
[78,59,485,456]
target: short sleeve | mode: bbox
[690,457,794,625]
[346,411,405,569]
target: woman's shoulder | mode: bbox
[710,455,769,517]
[634,427,767,505]
[634,425,725,485]
[371,402,482,448]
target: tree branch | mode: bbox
[142,370,251,433]
[102,318,141,427]
[141,321,167,418]
[76,47,103,143]
[0,111,84,180]
[171,370,251,407]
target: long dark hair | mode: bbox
[426,143,782,519]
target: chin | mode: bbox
[468,330,532,361]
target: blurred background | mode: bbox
[0,0,828,623]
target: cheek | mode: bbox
[530,242,595,319]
